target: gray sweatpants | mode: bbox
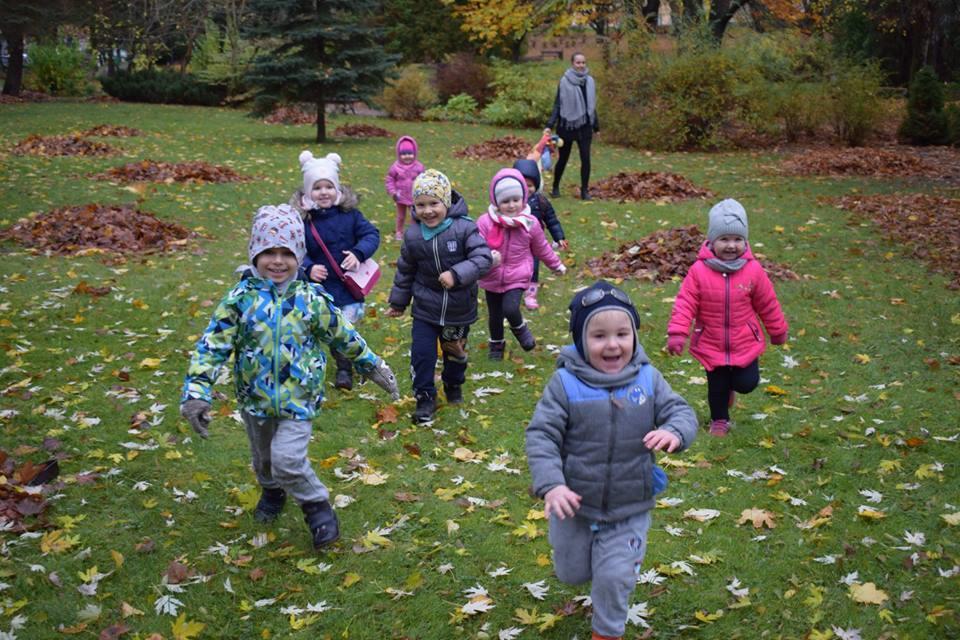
[242,412,329,505]
[549,510,652,637]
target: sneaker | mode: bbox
[510,322,536,351]
[708,419,730,437]
[394,231,403,241]
[523,284,540,310]
[444,384,463,405]
[253,487,286,523]
[413,392,436,423]
[302,500,340,549]
[488,339,505,361]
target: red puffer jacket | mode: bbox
[667,242,787,371]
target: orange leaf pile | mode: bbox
[831,193,960,289]
[91,160,250,184]
[333,123,393,138]
[0,203,194,255]
[12,134,116,157]
[586,225,800,283]
[0,449,55,533]
[454,135,531,161]
[779,147,936,177]
[80,125,142,137]
[263,104,316,125]
[587,171,713,203]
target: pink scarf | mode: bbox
[484,205,535,250]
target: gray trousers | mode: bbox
[549,510,651,637]
[242,412,329,505]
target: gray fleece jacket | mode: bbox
[526,345,698,522]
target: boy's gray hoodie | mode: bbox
[526,345,697,522]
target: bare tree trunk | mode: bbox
[315,100,326,143]
[1,25,25,96]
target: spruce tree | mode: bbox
[246,0,398,142]
[898,66,949,146]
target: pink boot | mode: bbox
[523,283,540,310]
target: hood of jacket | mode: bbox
[555,343,650,389]
[289,186,359,218]
[395,135,419,161]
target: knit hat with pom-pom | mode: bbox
[300,150,342,198]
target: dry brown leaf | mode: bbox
[737,508,777,529]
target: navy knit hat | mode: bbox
[568,281,640,360]
[512,159,541,191]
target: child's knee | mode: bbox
[554,562,591,586]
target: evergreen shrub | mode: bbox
[898,66,950,145]
[101,69,227,106]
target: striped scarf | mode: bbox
[484,205,534,250]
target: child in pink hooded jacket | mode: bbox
[477,168,566,360]
[384,135,425,240]
[666,199,788,437]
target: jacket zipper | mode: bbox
[601,391,618,513]
[499,229,511,290]
[272,287,282,416]
[724,273,730,366]
[433,235,448,324]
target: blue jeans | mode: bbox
[411,318,469,397]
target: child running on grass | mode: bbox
[477,168,565,360]
[526,281,698,640]
[386,169,492,424]
[513,158,568,310]
[180,204,399,550]
[384,135,424,240]
[291,150,381,391]
[665,198,788,437]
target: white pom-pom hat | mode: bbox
[299,150,342,202]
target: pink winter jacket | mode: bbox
[384,135,424,206]
[667,242,787,371]
[476,209,563,293]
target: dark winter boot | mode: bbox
[550,185,561,198]
[333,353,353,390]
[302,500,340,549]
[444,384,463,405]
[580,187,592,201]
[510,322,536,351]
[488,339,505,361]
[413,391,436,424]
[253,487,286,523]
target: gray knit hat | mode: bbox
[707,198,748,242]
[248,204,306,266]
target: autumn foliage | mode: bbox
[587,172,713,203]
[333,123,394,138]
[780,147,938,177]
[586,225,800,283]
[91,160,251,184]
[12,134,117,157]
[0,203,194,255]
[454,135,531,161]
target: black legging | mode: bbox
[705,359,760,421]
[553,126,593,192]
[485,289,524,341]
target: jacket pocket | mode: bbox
[748,322,762,342]
[691,326,704,348]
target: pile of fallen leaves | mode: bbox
[587,171,713,202]
[333,123,393,138]
[80,124,142,137]
[831,193,960,289]
[586,225,800,283]
[779,147,936,177]
[263,104,315,125]
[454,135,531,161]
[91,160,250,184]
[0,448,58,533]
[12,134,116,157]
[0,203,194,255]
[0,90,54,104]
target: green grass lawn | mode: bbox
[0,101,957,639]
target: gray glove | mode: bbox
[180,399,212,438]
[363,358,400,401]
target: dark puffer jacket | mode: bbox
[388,191,492,326]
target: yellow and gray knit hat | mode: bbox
[412,169,451,208]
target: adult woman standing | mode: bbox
[546,52,598,200]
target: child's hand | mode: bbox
[340,251,359,271]
[666,335,685,356]
[438,271,455,289]
[644,429,681,453]
[180,399,212,439]
[490,250,501,267]
[555,264,567,275]
[543,127,551,135]
[385,307,405,318]
[558,239,569,250]
[310,265,328,282]
[544,485,582,520]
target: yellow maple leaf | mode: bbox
[849,582,888,605]
[511,521,542,539]
[807,629,833,640]
[120,602,144,617]
[139,357,163,369]
[171,612,205,640]
[941,512,960,526]
[359,470,389,485]
[737,508,777,529]
[77,565,100,583]
[915,464,941,479]
[514,607,540,625]
[538,613,562,631]
[877,459,902,475]
[342,573,361,587]
[804,585,825,608]
[853,353,871,364]
[764,384,788,396]
[362,530,393,548]
[289,614,320,630]
[40,529,80,554]
[857,506,887,520]
[694,609,723,622]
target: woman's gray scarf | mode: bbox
[705,258,747,273]
[558,67,596,130]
